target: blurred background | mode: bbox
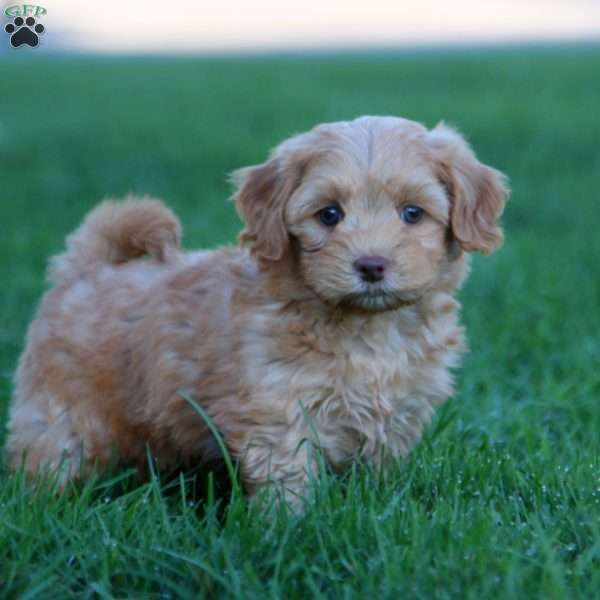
[6,0,600,53]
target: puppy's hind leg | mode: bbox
[6,391,86,486]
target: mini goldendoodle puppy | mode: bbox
[7,116,508,505]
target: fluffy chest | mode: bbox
[241,296,463,467]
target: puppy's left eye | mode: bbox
[400,205,424,224]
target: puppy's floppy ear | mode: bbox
[427,123,509,255]
[231,151,306,263]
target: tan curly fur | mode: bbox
[6,116,508,505]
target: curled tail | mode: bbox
[49,196,182,283]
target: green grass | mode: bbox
[1,47,600,598]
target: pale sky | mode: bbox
[9,0,600,52]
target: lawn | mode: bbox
[1,46,599,598]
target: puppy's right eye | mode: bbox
[317,205,344,227]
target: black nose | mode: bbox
[353,256,387,283]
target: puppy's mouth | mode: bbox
[338,287,418,312]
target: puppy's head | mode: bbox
[233,116,508,312]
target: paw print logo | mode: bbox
[5,16,45,48]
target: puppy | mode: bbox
[6,116,508,505]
